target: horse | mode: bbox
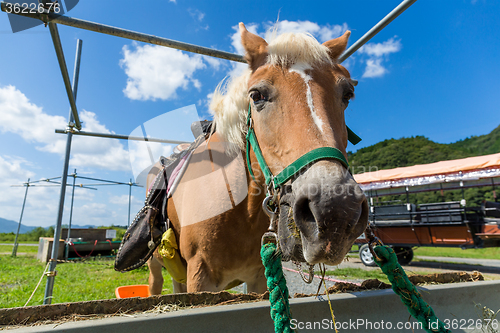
[145,23,369,295]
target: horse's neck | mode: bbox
[165,135,266,230]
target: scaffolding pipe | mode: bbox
[55,129,189,145]
[43,38,82,305]
[128,179,132,227]
[0,2,245,63]
[65,169,77,260]
[338,0,418,63]
[1,0,417,67]
[11,179,30,257]
[47,23,82,130]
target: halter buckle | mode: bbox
[262,195,277,220]
[261,231,278,246]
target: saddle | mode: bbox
[114,121,213,272]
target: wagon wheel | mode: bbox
[393,246,414,265]
[359,244,377,266]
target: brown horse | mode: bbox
[146,23,368,295]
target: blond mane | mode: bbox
[210,32,332,150]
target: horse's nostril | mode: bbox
[294,197,316,226]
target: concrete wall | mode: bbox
[36,238,65,262]
[61,228,115,241]
[10,280,500,333]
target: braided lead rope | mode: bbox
[261,243,293,333]
[373,246,452,333]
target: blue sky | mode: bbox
[1,0,499,228]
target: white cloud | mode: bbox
[109,194,140,205]
[120,43,206,101]
[70,111,131,171]
[0,155,34,185]
[197,92,215,115]
[363,58,386,78]
[358,37,402,78]
[205,92,214,114]
[188,8,205,22]
[0,154,60,226]
[0,85,66,148]
[0,85,131,171]
[359,37,402,57]
[202,55,223,71]
[73,202,114,221]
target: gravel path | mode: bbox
[232,254,500,296]
[281,261,363,296]
[231,259,365,296]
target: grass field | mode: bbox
[0,244,38,255]
[351,245,500,260]
[413,247,500,260]
[1,243,498,310]
[0,254,173,309]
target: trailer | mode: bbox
[353,153,500,266]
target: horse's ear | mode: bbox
[239,22,268,71]
[323,30,351,62]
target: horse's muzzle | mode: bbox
[278,161,368,265]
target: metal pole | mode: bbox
[47,23,82,130]
[1,0,417,66]
[43,38,82,305]
[128,179,132,227]
[491,178,497,202]
[65,169,77,260]
[55,129,189,144]
[12,178,30,257]
[338,0,418,63]
[0,3,245,63]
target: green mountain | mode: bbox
[348,125,500,206]
[349,124,500,172]
[450,124,500,156]
[0,217,35,234]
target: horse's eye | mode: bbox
[250,90,267,103]
[342,91,354,105]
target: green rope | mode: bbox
[261,243,292,333]
[373,245,452,333]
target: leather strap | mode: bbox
[246,104,354,190]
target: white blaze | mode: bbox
[289,63,325,134]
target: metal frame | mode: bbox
[0,2,245,63]
[54,129,189,145]
[11,178,29,257]
[2,0,418,305]
[10,176,96,257]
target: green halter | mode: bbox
[245,104,361,190]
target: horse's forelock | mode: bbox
[210,70,251,151]
[267,32,333,68]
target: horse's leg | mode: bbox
[147,255,164,295]
[245,268,267,294]
[185,255,219,292]
[172,279,187,293]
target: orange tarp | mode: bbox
[353,153,500,184]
